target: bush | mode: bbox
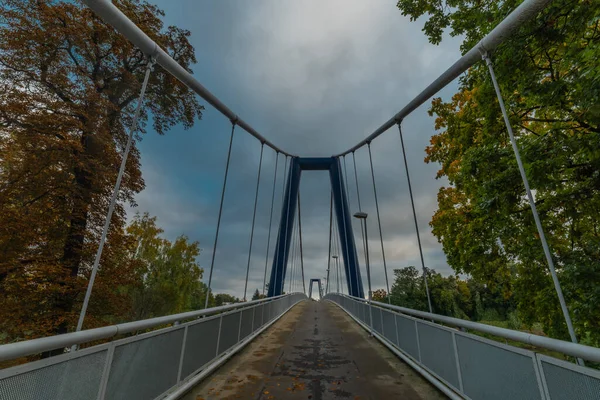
[479,308,501,322]
[507,311,522,331]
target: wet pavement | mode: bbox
[183,300,446,400]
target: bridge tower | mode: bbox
[267,157,364,298]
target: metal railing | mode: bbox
[0,293,306,400]
[325,293,600,400]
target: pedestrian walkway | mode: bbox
[183,300,446,399]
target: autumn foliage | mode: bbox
[0,0,203,343]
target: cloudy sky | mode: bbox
[130,0,465,299]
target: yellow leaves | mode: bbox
[447,159,461,176]
[372,289,388,302]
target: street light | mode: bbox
[332,255,340,293]
[354,211,373,335]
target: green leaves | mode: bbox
[400,0,600,343]
[128,212,205,320]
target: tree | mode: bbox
[214,293,240,307]
[398,0,600,343]
[372,289,388,303]
[389,267,511,322]
[127,213,204,320]
[0,0,203,339]
[390,266,428,311]
[251,289,261,301]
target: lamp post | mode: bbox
[332,255,339,293]
[354,211,373,335]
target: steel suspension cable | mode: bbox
[204,122,237,309]
[352,152,368,298]
[281,157,294,295]
[243,144,264,301]
[343,155,360,295]
[332,212,341,293]
[352,152,367,264]
[367,144,391,303]
[281,156,289,205]
[336,157,351,295]
[331,211,338,292]
[336,215,346,295]
[76,59,155,333]
[337,224,342,294]
[295,214,300,292]
[331,214,339,293]
[396,124,433,313]
[294,214,300,292]
[287,219,294,293]
[340,237,347,294]
[352,153,363,211]
[333,223,338,293]
[293,206,299,292]
[293,215,300,292]
[289,216,298,293]
[272,156,288,295]
[326,191,333,294]
[343,155,352,206]
[262,153,279,295]
[483,53,581,360]
[297,192,306,294]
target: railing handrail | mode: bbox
[0,293,297,362]
[329,293,600,363]
[336,0,552,156]
[81,0,294,157]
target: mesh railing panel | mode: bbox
[275,298,282,317]
[381,310,399,347]
[372,307,383,335]
[326,294,600,400]
[395,314,420,361]
[0,295,305,400]
[540,356,600,400]
[239,308,254,340]
[181,316,221,379]
[253,304,264,331]
[105,328,185,400]
[456,334,543,400]
[359,302,367,324]
[218,312,242,354]
[264,301,273,323]
[349,298,357,317]
[415,322,460,388]
[0,349,106,400]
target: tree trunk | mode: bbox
[42,130,95,357]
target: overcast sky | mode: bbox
[130,0,465,299]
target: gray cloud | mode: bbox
[130,0,464,300]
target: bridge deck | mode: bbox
[183,300,446,399]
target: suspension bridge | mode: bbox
[1,0,600,399]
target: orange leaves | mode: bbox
[0,0,203,344]
[372,289,388,302]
